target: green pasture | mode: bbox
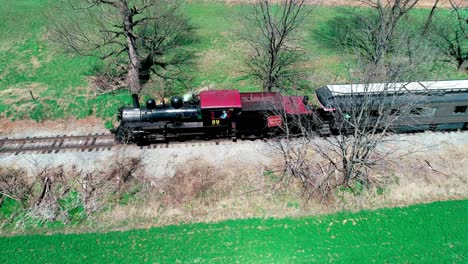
[0,199,466,263]
[0,0,465,125]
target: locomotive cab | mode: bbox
[199,90,242,139]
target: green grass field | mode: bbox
[0,0,465,125]
[0,199,466,263]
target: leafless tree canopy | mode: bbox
[357,0,419,64]
[242,0,313,92]
[427,0,467,73]
[274,83,430,202]
[314,0,444,80]
[351,1,421,72]
[49,0,195,94]
[274,1,438,200]
[321,87,423,182]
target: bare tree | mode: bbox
[358,0,420,61]
[241,0,313,92]
[272,31,436,201]
[315,84,422,186]
[273,86,430,201]
[314,0,427,80]
[344,1,421,75]
[49,0,195,94]
[449,0,468,35]
[427,0,467,73]
[421,0,440,36]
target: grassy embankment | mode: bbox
[0,199,466,263]
[0,1,465,126]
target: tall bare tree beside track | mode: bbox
[273,34,435,201]
[357,0,420,67]
[426,0,467,73]
[421,0,440,36]
[315,0,423,79]
[241,0,313,92]
[49,0,195,94]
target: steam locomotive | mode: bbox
[111,80,468,143]
[111,89,313,143]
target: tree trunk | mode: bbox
[264,48,276,92]
[422,0,440,36]
[342,157,351,185]
[120,3,141,94]
[264,74,273,92]
[458,59,468,73]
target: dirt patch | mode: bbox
[30,56,41,69]
[1,83,48,103]
[0,116,108,138]
[199,49,228,72]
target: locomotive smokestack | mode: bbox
[132,94,140,108]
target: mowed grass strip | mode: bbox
[1,200,466,263]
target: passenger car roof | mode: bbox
[325,80,468,96]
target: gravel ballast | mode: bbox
[1,131,468,179]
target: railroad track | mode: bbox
[1,129,465,156]
[0,134,267,155]
[0,134,116,155]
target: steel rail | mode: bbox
[0,134,115,155]
[0,133,114,144]
[1,130,466,155]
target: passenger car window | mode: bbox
[454,106,467,113]
[410,108,423,115]
[424,107,437,116]
[410,107,437,116]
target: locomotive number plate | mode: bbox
[267,115,283,127]
[211,119,221,126]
